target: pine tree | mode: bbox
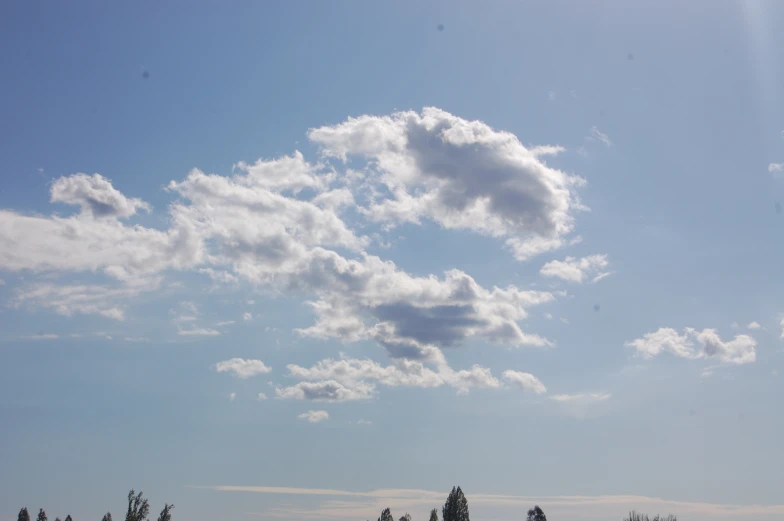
[37,509,48,521]
[55,518,61,521]
[125,490,150,521]
[377,508,394,521]
[65,516,72,521]
[429,508,438,521]
[101,513,113,521]
[526,505,546,521]
[156,504,174,521]
[399,514,411,521]
[442,486,469,521]
[18,508,31,521]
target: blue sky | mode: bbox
[1,1,784,521]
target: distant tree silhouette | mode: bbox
[125,490,150,521]
[156,504,174,521]
[36,509,47,521]
[442,486,469,521]
[398,514,411,521]
[18,508,31,521]
[65,516,72,521]
[624,512,677,521]
[102,513,113,521]
[54,517,61,521]
[429,508,438,521]
[377,508,393,521]
[526,505,546,521]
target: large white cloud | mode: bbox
[502,370,547,394]
[308,107,586,261]
[625,327,756,365]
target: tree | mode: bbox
[156,504,174,521]
[442,486,469,521]
[65,516,72,521]
[102,513,113,521]
[623,512,677,521]
[399,514,411,521]
[125,490,150,521]
[54,518,61,521]
[429,508,438,521]
[37,509,48,521]
[526,505,546,521]
[18,508,31,521]
[377,508,393,521]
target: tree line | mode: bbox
[373,486,548,521]
[16,486,677,521]
[373,486,676,521]
[17,490,173,521]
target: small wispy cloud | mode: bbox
[21,333,59,340]
[298,410,329,423]
[257,392,268,401]
[123,336,150,342]
[178,328,220,337]
[243,312,253,321]
[216,320,236,327]
[550,392,611,402]
[587,126,612,146]
[229,392,236,401]
[747,321,761,330]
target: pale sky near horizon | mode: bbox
[1,2,784,521]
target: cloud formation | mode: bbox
[51,173,151,219]
[298,410,329,423]
[308,107,586,261]
[215,358,272,379]
[539,254,610,283]
[626,327,756,365]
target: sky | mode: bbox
[1,1,784,521]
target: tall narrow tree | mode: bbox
[125,490,150,521]
[156,504,174,521]
[65,516,72,521]
[377,508,394,521]
[442,486,469,521]
[36,509,47,521]
[399,514,411,521]
[101,513,113,521]
[526,506,546,521]
[18,508,31,521]
[429,508,438,521]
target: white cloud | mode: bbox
[257,392,268,400]
[540,254,610,283]
[308,107,586,262]
[550,392,610,402]
[229,392,236,401]
[178,328,220,337]
[11,277,160,320]
[21,333,59,340]
[768,163,784,173]
[216,320,236,327]
[355,419,372,425]
[276,380,376,402]
[243,312,253,321]
[215,358,272,379]
[587,126,612,146]
[747,321,761,330]
[502,370,547,394]
[123,336,149,342]
[298,410,329,423]
[50,173,150,219]
[1,109,560,370]
[780,317,784,339]
[626,327,756,365]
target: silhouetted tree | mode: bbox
[101,513,113,521]
[623,512,677,521]
[526,505,546,521]
[442,486,469,521]
[125,490,150,521]
[399,514,411,521]
[36,509,48,521]
[65,516,72,521]
[54,517,61,521]
[156,505,174,521]
[429,508,438,521]
[18,508,31,521]
[377,508,393,521]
